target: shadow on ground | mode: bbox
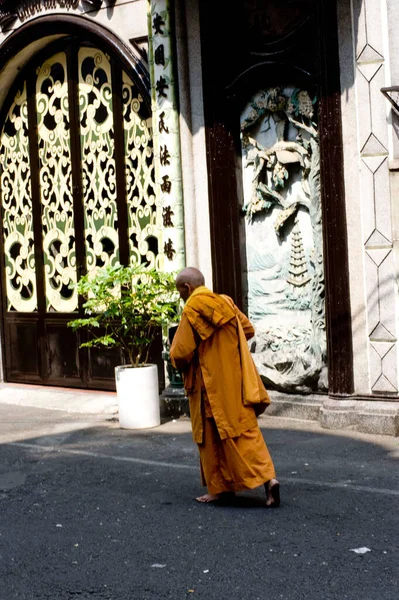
[0,411,398,600]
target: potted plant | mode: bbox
[68,264,179,429]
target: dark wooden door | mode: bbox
[199,0,354,394]
[0,39,157,389]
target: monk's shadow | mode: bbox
[212,493,269,509]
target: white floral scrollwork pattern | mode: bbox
[36,52,78,312]
[79,49,119,275]
[0,83,37,312]
[122,71,158,268]
[0,45,158,315]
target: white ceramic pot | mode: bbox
[115,364,161,429]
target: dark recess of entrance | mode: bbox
[199,0,354,396]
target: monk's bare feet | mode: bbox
[265,478,280,508]
[195,492,235,504]
[196,493,220,503]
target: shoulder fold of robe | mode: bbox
[220,295,270,412]
[184,286,236,340]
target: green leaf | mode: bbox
[67,265,180,366]
[80,335,117,348]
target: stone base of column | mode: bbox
[261,391,399,437]
[320,399,399,437]
[160,385,189,420]
[264,392,323,421]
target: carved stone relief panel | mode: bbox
[240,87,327,392]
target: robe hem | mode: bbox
[205,472,276,496]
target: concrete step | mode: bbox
[320,398,399,437]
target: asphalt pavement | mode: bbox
[0,401,398,600]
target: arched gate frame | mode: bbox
[0,16,160,390]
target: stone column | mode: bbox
[173,0,213,286]
[147,0,186,273]
[148,0,187,413]
[386,0,399,330]
[339,0,398,395]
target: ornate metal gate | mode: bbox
[0,40,158,388]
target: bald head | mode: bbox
[176,267,205,288]
[175,267,205,301]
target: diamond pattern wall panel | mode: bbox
[353,0,398,393]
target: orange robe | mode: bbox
[170,287,276,495]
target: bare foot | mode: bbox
[195,492,235,504]
[265,478,280,508]
[196,493,221,503]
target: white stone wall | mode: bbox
[0,1,147,46]
[386,0,399,160]
[386,0,399,390]
[174,0,213,286]
[339,0,399,395]
[0,1,148,114]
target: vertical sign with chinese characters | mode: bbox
[148,0,185,272]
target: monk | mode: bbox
[170,267,280,507]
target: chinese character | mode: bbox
[164,239,175,260]
[156,76,169,99]
[162,206,174,227]
[159,111,169,134]
[160,145,171,166]
[161,175,172,194]
[153,13,165,35]
[155,44,165,66]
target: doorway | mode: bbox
[199,0,353,394]
[0,39,157,389]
